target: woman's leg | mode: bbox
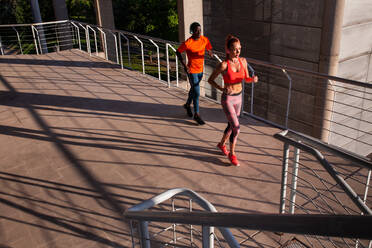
[219,122,231,147]
[222,94,241,155]
[221,94,236,146]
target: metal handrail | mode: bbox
[108,30,119,64]
[245,57,372,89]
[119,32,131,69]
[71,20,180,48]
[282,69,292,128]
[87,25,98,56]
[148,39,161,80]
[70,22,81,50]
[12,27,23,54]
[0,20,69,28]
[0,36,3,55]
[77,23,89,54]
[2,19,370,90]
[31,25,40,55]
[165,43,179,87]
[133,35,145,74]
[126,188,239,248]
[274,130,372,215]
[278,130,372,170]
[124,211,372,240]
[97,27,107,60]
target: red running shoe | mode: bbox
[228,153,240,166]
[217,143,229,156]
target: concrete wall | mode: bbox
[201,0,371,156]
[177,0,203,42]
[330,0,372,156]
[203,0,325,134]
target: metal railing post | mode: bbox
[12,27,23,54]
[133,35,145,74]
[202,226,214,248]
[356,169,372,248]
[109,30,119,64]
[97,27,108,60]
[282,69,292,128]
[149,39,161,80]
[87,25,98,56]
[119,33,131,69]
[247,63,256,115]
[0,36,4,55]
[289,146,301,214]
[78,23,90,54]
[165,43,178,87]
[55,24,60,52]
[139,221,150,248]
[70,22,81,50]
[31,25,40,54]
[166,43,170,87]
[118,33,123,69]
[280,142,290,214]
[33,23,48,54]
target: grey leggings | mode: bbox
[221,92,242,144]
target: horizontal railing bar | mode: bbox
[0,20,69,28]
[70,20,181,48]
[124,211,372,239]
[245,58,372,88]
[276,130,372,169]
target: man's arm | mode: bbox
[176,50,189,74]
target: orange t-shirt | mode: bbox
[177,35,212,74]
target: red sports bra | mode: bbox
[222,58,254,84]
[223,58,245,84]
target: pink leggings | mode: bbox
[221,92,242,144]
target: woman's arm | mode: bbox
[207,62,227,91]
[241,58,258,83]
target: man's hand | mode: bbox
[208,50,213,58]
[183,65,190,74]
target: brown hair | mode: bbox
[225,34,240,58]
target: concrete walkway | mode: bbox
[0,50,290,247]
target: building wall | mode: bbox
[203,0,325,135]
[202,0,371,155]
[177,0,204,42]
[330,0,372,155]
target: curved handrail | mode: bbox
[126,188,240,248]
[274,130,372,215]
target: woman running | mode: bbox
[207,35,258,166]
[176,22,213,125]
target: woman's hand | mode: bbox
[224,87,232,95]
[253,76,258,83]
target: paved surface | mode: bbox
[0,50,299,247]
